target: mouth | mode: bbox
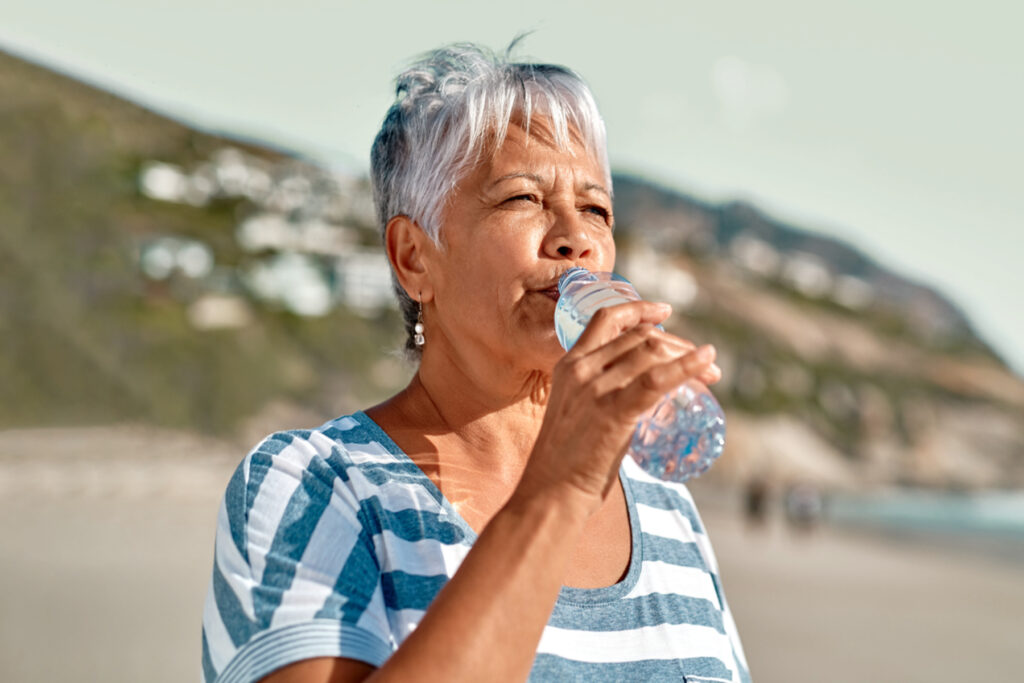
[533,271,571,302]
[538,286,560,302]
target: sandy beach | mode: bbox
[1,426,1021,682]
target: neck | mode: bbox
[378,339,554,470]
[427,345,549,448]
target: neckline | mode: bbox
[352,410,643,606]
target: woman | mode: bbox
[202,43,750,683]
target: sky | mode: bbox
[2,1,1022,373]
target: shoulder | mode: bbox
[242,411,404,484]
[223,412,410,531]
[204,412,404,682]
[247,412,393,464]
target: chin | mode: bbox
[505,334,561,372]
[533,337,566,372]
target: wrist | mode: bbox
[506,472,600,527]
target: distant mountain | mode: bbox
[610,175,1023,489]
[1,46,1021,489]
[612,174,994,360]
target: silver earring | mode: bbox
[414,300,425,347]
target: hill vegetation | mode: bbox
[0,47,407,434]
[1,46,1020,489]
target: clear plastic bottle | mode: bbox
[555,267,726,482]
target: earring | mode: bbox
[414,299,425,347]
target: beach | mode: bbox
[1,427,1021,682]
[692,488,1024,682]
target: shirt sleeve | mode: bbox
[201,432,393,683]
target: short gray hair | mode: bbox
[370,40,611,360]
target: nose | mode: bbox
[542,210,595,262]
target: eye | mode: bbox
[504,193,538,204]
[585,205,613,223]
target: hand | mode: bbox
[518,301,721,514]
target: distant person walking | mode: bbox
[784,482,824,533]
[744,476,770,530]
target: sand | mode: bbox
[0,426,1021,682]
[690,487,1024,682]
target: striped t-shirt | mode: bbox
[201,411,750,682]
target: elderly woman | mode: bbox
[202,43,749,683]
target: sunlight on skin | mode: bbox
[437,464,500,529]
[415,455,513,532]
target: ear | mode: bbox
[385,215,436,303]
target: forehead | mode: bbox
[480,120,604,183]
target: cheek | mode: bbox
[459,268,528,328]
[448,268,505,316]
[597,234,617,272]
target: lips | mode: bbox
[533,271,572,301]
[539,287,560,301]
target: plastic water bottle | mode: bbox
[555,267,726,482]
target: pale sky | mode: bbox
[3,1,1021,373]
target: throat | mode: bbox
[526,370,552,406]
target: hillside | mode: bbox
[0,47,407,434]
[610,177,1024,489]
[1,46,1021,489]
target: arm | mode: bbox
[261,302,720,683]
[259,483,588,683]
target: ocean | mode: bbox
[826,489,1024,565]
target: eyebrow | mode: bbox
[490,172,610,198]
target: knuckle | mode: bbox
[568,359,590,383]
[640,370,661,393]
[625,325,654,347]
[597,392,623,413]
[661,332,687,351]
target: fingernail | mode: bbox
[696,344,714,361]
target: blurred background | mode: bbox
[1,2,1022,682]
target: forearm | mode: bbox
[367,484,591,683]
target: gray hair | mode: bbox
[370,40,611,360]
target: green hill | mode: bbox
[0,47,407,434]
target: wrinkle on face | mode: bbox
[418,118,615,397]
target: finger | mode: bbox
[572,323,666,378]
[637,333,718,384]
[567,301,672,356]
[594,326,698,368]
[611,345,718,417]
[696,362,723,386]
[567,325,706,390]
[589,330,697,395]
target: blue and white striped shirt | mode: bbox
[202,411,750,682]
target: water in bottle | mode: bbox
[555,267,726,482]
